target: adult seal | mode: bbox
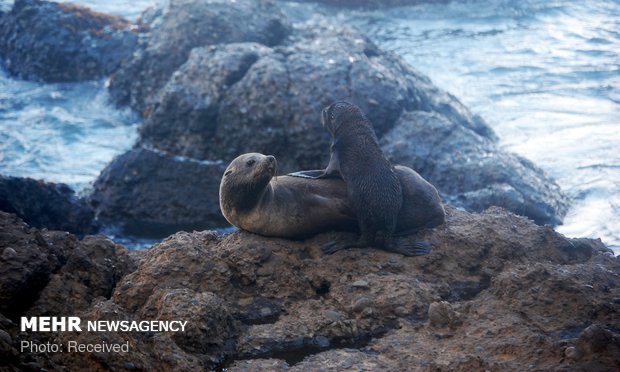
[219,153,357,239]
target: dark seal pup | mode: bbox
[291,101,445,255]
[320,101,406,254]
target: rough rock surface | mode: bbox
[139,20,493,172]
[0,0,137,82]
[0,175,98,235]
[0,211,138,321]
[88,147,227,237]
[381,111,569,225]
[108,0,291,114]
[2,207,618,371]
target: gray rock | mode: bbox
[106,7,565,227]
[0,0,137,82]
[108,0,291,112]
[380,111,569,225]
[88,148,227,237]
[140,19,493,172]
[0,175,98,235]
[0,213,62,318]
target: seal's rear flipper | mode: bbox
[386,240,431,257]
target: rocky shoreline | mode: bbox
[1,208,618,370]
[0,1,618,370]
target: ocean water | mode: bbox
[0,0,618,252]
[0,70,138,192]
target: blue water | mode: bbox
[0,69,138,192]
[0,0,618,252]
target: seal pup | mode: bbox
[292,101,442,255]
[219,153,358,238]
[320,101,405,254]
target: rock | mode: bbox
[53,299,208,371]
[428,301,461,329]
[351,297,372,313]
[564,346,583,361]
[26,234,138,316]
[0,214,141,370]
[88,148,227,238]
[351,280,370,289]
[0,0,138,82]
[140,19,493,172]
[0,212,138,320]
[1,205,619,370]
[0,212,64,318]
[577,324,614,354]
[227,358,290,371]
[139,288,238,356]
[380,111,569,225]
[0,175,98,235]
[108,0,291,113]
[292,349,392,370]
[126,12,565,225]
[139,42,274,160]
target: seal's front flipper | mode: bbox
[287,169,342,180]
[287,170,326,179]
[385,240,431,257]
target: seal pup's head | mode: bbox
[321,101,367,136]
[220,153,277,212]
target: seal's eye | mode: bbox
[246,159,256,167]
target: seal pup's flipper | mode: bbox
[288,147,342,179]
[322,239,431,257]
[287,169,342,179]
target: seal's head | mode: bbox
[220,153,277,212]
[321,101,364,136]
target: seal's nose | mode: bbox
[266,155,276,163]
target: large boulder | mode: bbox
[88,148,227,237]
[108,0,291,114]
[140,20,494,172]
[0,175,98,235]
[132,16,565,225]
[0,0,138,82]
[2,206,618,370]
[381,111,569,225]
[97,1,565,227]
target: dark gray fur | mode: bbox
[321,101,403,251]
